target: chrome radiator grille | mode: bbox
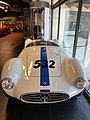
[20,93,69,103]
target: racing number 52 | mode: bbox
[33,60,55,68]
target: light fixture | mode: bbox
[0,1,10,11]
[0,1,10,6]
[4,9,8,12]
[0,6,4,9]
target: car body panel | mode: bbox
[1,39,88,103]
[18,46,62,77]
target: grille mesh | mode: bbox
[20,93,69,103]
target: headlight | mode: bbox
[2,78,14,90]
[74,77,86,89]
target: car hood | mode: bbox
[19,46,62,77]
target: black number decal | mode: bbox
[33,60,55,69]
[33,60,41,68]
[49,60,55,68]
[41,60,48,68]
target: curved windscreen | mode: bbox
[26,41,59,47]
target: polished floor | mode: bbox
[7,94,90,120]
[0,32,24,76]
[0,33,90,120]
[0,32,24,120]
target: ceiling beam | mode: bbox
[21,0,31,3]
[9,7,21,12]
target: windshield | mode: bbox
[26,41,59,47]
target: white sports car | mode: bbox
[1,39,88,103]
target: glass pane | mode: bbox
[63,47,73,57]
[76,8,90,65]
[76,46,85,63]
[75,12,89,63]
[76,2,90,96]
[52,7,59,40]
[59,1,79,56]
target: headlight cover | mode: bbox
[2,78,14,90]
[74,77,86,89]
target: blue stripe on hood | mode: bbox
[40,47,50,92]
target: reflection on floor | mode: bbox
[0,32,24,120]
[0,32,24,75]
[0,32,24,57]
[6,94,90,120]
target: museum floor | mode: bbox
[7,94,90,120]
[0,32,90,120]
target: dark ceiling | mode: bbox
[2,0,29,8]
[0,0,30,17]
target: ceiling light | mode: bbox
[4,9,8,12]
[0,1,10,6]
[0,1,10,11]
[0,6,4,9]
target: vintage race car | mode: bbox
[1,39,88,103]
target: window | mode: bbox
[77,5,90,95]
[26,41,59,47]
[52,7,59,40]
[51,0,90,97]
[59,2,78,56]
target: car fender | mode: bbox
[63,58,86,84]
[1,58,23,85]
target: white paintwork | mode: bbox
[1,58,22,85]
[44,7,50,40]
[64,58,86,84]
[1,39,88,103]
[24,38,32,47]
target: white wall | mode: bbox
[39,0,51,5]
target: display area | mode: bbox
[1,39,88,103]
[0,0,90,120]
[0,17,23,37]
